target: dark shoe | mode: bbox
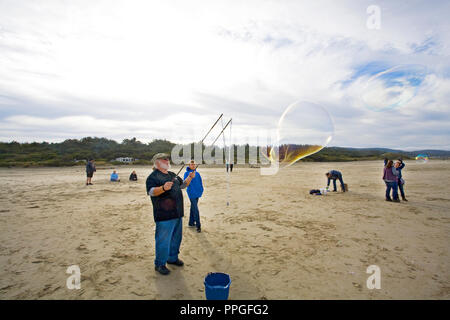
[402,197,408,201]
[188,224,195,227]
[332,190,337,192]
[386,198,392,202]
[89,183,93,185]
[167,259,184,267]
[155,265,170,275]
[393,199,400,203]
[197,227,201,233]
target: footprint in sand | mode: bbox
[257,224,272,232]
[77,244,88,251]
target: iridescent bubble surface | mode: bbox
[361,64,427,112]
[261,101,334,168]
[415,154,429,163]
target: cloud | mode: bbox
[0,113,222,144]
[0,0,449,149]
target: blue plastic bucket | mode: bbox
[204,272,231,300]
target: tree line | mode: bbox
[0,137,175,167]
[0,136,424,167]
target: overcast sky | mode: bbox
[0,0,449,150]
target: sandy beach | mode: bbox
[0,160,449,300]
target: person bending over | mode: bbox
[325,170,345,192]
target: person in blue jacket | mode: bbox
[184,160,204,232]
[395,159,407,201]
[110,170,120,182]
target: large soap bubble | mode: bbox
[415,154,429,163]
[361,64,427,112]
[261,101,334,169]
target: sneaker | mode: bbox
[155,265,170,275]
[393,199,400,203]
[402,197,408,202]
[188,224,195,227]
[167,259,184,267]
[197,227,201,233]
[386,198,392,202]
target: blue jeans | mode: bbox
[154,217,182,266]
[385,181,399,200]
[330,173,345,191]
[189,198,201,228]
[398,181,405,198]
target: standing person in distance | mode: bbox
[384,158,407,201]
[86,159,96,186]
[383,160,400,202]
[395,159,407,201]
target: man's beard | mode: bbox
[159,161,171,171]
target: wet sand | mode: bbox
[0,160,449,299]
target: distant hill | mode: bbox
[0,137,448,167]
[403,149,450,157]
[313,147,450,160]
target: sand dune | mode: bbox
[0,160,449,299]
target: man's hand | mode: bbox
[189,171,196,179]
[163,181,173,191]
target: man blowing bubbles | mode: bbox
[146,153,195,275]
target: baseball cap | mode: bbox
[152,153,170,162]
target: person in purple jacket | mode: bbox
[384,158,408,201]
[383,160,400,202]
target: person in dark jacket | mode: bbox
[146,153,195,275]
[184,160,204,233]
[129,170,138,181]
[326,170,345,192]
[395,159,407,201]
[86,159,96,186]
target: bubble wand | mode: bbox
[220,117,232,206]
[194,118,232,170]
[173,114,223,179]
